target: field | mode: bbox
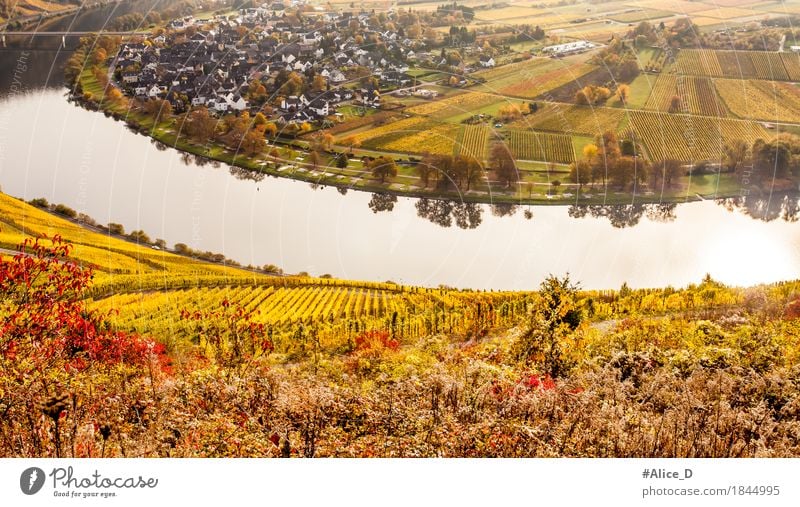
[506,130,574,163]
[629,111,770,161]
[473,58,596,99]
[693,6,758,18]
[644,75,727,117]
[715,79,800,123]
[456,125,490,160]
[0,192,245,284]
[510,103,626,137]
[406,92,502,120]
[676,49,794,81]
[608,9,673,22]
[374,121,461,155]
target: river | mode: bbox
[0,8,798,290]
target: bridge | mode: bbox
[0,31,142,36]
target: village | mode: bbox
[113,6,450,125]
[110,2,598,127]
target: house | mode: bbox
[479,55,495,68]
[541,40,594,56]
[122,72,139,84]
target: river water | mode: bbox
[0,8,798,290]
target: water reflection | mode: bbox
[568,203,677,229]
[719,193,800,223]
[368,193,397,213]
[415,198,483,229]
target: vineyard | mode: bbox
[715,78,800,123]
[456,125,490,160]
[506,130,574,163]
[340,116,428,145]
[406,92,502,120]
[676,49,795,81]
[499,63,597,99]
[90,283,534,353]
[376,122,461,155]
[0,191,245,281]
[643,75,727,117]
[512,103,625,137]
[629,110,770,161]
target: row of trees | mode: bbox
[568,131,649,191]
[416,153,484,191]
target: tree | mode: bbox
[107,223,125,236]
[307,150,323,170]
[654,159,683,187]
[615,84,630,105]
[668,95,682,113]
[184,107,217,144]
[512,275,581,377]
[489,142,518,188]
[723,139,749,173]
[241,129,266,157]
[369,156,398,183]
[568,159,592,189]
[143,98,173,122]
[463,156,484,191]
[417,153,440,189]
[341,135,361,153]
[312,74,327,92]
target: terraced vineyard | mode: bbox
[0,191,245,281]
[715,78,800,123]
[90,283,533,349]
[456,125,490,160]
[506,130,574,163]
[629,111,770,161]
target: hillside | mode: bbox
[1,192,800,457]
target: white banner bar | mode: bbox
[2,459,798,506]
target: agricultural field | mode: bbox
[456,125,490,160]
[471,6,545,21]
[511,103,626,137]
[608,9,673,22]
[715,79,800,123]
[473,57,596,99]
[406,92,502,120]
[643,75,728,117]
[506,130,575,163]
[0,192,245,283]
[692,6,758,18]
[629,111,770,161]
[338,116,429,145]
[372,121,461,155]
[676,49,794,81]
[623,0,710,13]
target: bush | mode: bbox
[53,204,77,219]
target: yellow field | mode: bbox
[693,6,758,18]
[380,122,460,155]
[342,116,428,145]
[511,103,625,137]
[472,6,545,21]
[629,111,770,162]
[715,79,800,123]
[626,0,710,13]
[406,92,500,119]
[643,75,727,117]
